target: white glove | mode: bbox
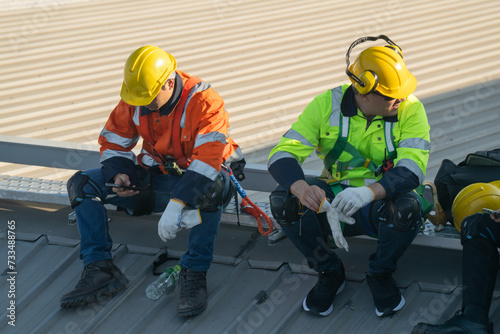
[319,199,355,252]
[179,208,202,229]
[158,200,185,242]
[331,186,374,217]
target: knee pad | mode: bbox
[67,171,103,209]
[269,190,301,226]
[197,172,234,212]
[221,172,236,210]
[378,193,421,232]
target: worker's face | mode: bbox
[357,90,405,118]
[144,79,175,110]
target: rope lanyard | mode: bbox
[222,165,274,236]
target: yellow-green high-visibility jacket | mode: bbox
[268,84,430,196]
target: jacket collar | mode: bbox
[140,72,184,117]
[341,85,399,122]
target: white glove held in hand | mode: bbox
[331,186,374,217]
[158,200,185,242]
[319,199,355,252]
[179,208,202,229]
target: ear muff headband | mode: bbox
[345,35,402,95]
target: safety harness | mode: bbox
[322,100,398,237]
[137,76,273,236]
[171,76,202,169]
[324,111,397,179]
[322,108,442,235]
[137,76,202,173]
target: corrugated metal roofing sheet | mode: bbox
[1,0,500,181]
[1,1,500,333]
[1,199,500,334]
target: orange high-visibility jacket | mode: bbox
[98,70,241,206]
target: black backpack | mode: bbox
[434,148,500,224]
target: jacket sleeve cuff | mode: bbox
[377,166,420,198]
[101,157,137,184]
[268,157,305,191]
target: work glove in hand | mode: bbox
[179,208,202,229]
[319,199,355,252]
[331,186,374,217]
[158,200,185,242]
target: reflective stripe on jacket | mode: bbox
[268,84,430,188]
[98,70,240,205]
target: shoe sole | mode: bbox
[60,278,128,308]
[178,302,207,317]
[375,295,405,317]
[302,281,345,316]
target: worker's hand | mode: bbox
[491,209,500,223]
[290,180,325,212]
[331,186,375,217]
[319,199,355,251]
[158,199,185,242]
[112,173,140,197]
[180,208,202,229]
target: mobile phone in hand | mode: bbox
[483,208,500,217]
[105,183,146,191]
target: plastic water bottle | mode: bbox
[146,265,181,300]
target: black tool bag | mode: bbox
[434,148,500,223]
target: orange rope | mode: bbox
[221,164,273,236]
[240,197,274,236]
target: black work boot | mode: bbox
[366,272,405,317]
[302,263,345,316]
[411,310,494,334]
[177,268,207,317]
[60,260,129,308]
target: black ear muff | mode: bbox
[356,70,378,95]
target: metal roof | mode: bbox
[1,199,500,334]
[1,0,500,181]
[2,0,500,333]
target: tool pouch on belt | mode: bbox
[269,189,302,226]
[125,167,155,216]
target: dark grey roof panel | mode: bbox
[2,198,500,334]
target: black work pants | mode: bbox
[460,213,500,313]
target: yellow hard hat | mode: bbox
[489,180,500,189]
[348,45,417,99]
[451,182,500,232]
[120,45,177,106]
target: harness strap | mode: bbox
[136,75,202,170]
[323,114,349,173]
[172,76,202,169]
[323,95,397,176]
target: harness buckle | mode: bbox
[374,150,396,176]
[164,157,184,175]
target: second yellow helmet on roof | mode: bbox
[452,181,500,232]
